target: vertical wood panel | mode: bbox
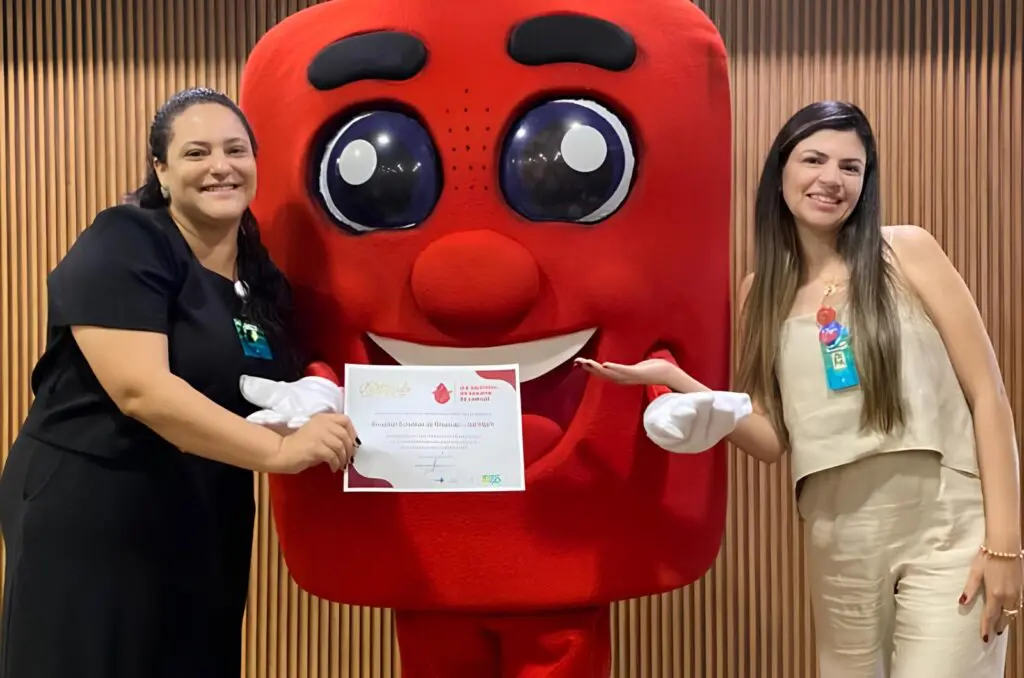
[1,1,1021,676]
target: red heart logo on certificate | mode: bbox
[819,327,839,345]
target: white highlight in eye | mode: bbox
[560,124,607,173]
[337,139,378,186]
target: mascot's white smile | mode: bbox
[366,328,598,381]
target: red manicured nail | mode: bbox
[983,634,989,643]
[958,594,967,605]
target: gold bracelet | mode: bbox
[980,545,1024,560]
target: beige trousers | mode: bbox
[797,450,1009,678]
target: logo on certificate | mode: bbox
[359,381,411,398]
[432,383,453,404]
[481,474,503,487]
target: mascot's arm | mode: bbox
[306,361,340,383]
[643,348,676,402]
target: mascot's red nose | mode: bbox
[411,231,540,336]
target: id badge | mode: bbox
[233,318,274,360]
[819,324,860,392]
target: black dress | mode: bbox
[0,205,296,677]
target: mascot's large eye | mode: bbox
[499,99,635,224]
[315,110,441,233]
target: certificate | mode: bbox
[342,364,526,492]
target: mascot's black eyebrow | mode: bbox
[507,14,636,72]
[307,31,428,91]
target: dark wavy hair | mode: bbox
[126,86,301,375]
[735,100,905,444]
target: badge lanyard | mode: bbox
[232,280,274,361]
[816,283,860,392]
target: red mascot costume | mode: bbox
[238,1,734,675]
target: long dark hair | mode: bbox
[735,100,905,444]
[127,87,300,375]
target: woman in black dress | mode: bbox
[0,87,358,678]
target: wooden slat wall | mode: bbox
[1,1,1021,676]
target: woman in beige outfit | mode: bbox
[579,100,1022,677]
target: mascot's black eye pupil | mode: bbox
[315,111,441,233]
[335,139,415,216]
[514,126,616,220]
[500,100,635,224]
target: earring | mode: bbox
[160,185,170,199]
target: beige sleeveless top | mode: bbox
[777,288,979,490]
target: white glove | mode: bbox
[239,375,345,429]
[643,391,752,454]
